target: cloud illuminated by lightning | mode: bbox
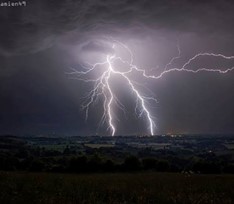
[69,39,234,136]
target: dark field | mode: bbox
[0,172,234,204]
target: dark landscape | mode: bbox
[0,134,234,203]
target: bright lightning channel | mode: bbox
[69,40,234,136]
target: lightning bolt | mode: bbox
[69,39,234,136]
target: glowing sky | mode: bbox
[0,0,234,136]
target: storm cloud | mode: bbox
[0,0,234,135]
[0,0,234,55]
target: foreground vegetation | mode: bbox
[0,172,234,204]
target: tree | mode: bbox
[142,158,157,170]
[122,156,141,171]
[69,156,88,172]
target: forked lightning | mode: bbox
[69,40,234,136]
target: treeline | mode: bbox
[0,148,234,174]
[0,136,234,174]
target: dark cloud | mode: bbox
[0,0,234,135]
[81,40,114,54]
[0,0,234,56]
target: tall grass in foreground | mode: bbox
[0,172,233,204]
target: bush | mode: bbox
[122,156,141,171]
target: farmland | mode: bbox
[0,172,233,204]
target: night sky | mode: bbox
[0,0,234,136]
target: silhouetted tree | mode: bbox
[155,160,170,172]
[29,159,45,172]
[69,156,88,172]
[103,159,115,172]
[142,158,157,170]
[122,156,141,171]
[87,154,103,172]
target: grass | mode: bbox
[0,172,233,204]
